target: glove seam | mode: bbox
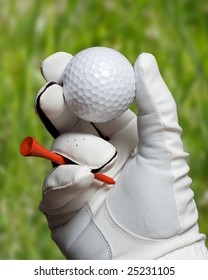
[105,199,196,243]
[35,82,60,138]
[161,121,182,234]
[85,203,113,260]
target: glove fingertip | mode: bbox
[41,52,73,83]
[134,53,158,76]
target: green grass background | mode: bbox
[0,0,208,259]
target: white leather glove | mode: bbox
[35,51,208,259]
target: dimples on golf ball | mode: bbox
[62,47,135,123]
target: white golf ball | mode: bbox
[62,47,135,123]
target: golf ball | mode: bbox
[62,47,135,123]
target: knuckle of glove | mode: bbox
[51,132,117,172]
[43,165,93,193]
[35,82,65,119]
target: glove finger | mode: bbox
[107,54,195,241]
[42,165,94,194]
[91,109,136,139]
[41,52,73,84]
[35,82,78,137]
[134,53,186,161]
[39,164,95,228]
[86,110,138,176]
[51,132,117,173]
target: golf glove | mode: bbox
[35,51,208,259]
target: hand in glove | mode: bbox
[35,50,208,259]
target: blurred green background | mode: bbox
[0,0,208,259]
